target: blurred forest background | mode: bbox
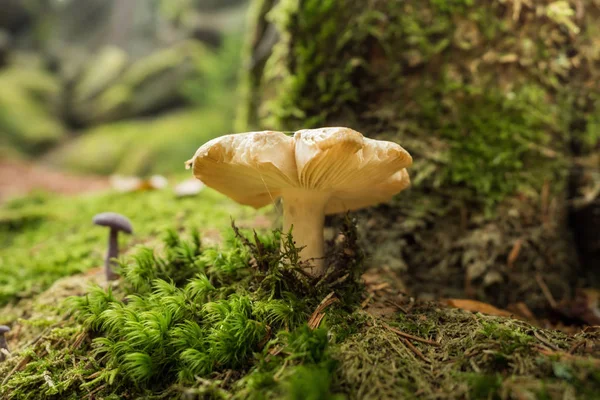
[0,0,248,176]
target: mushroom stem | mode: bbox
[0,338,7,361]
[105,229,120,281]
[281,189,330,276]
[0,326,9,362]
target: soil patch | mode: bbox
[0,160,109,203]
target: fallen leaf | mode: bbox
[149,175,168,189]
[507,302,535,320]
[443,298,514,317]
[555,289,600,326]
[110,175,168,192]
[507,238,523,268]
[174,179,204,197]
[370,282,390,292]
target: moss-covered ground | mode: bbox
[0,185,270,312]
[1,189,598,399]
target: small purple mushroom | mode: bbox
[0,325,10,362]
[93,212,133,281]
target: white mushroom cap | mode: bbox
[92,212,133,234]
[187,127,412,212]
[293,128,412,214]
[187,130,298,208]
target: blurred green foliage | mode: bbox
[0,68,65,155]
[44,109,227,175]
[1,28,246,176]
[34,33,246,175]
[182,35,245,110]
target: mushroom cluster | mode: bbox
[186,127,412,276]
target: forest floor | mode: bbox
[0,177,598,399]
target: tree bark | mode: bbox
[240,0,600,316]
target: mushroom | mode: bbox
[92,212,133,281]
[0,325,9,361]
[186,127,412,276]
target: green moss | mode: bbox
[0,187,268,308]
[183,34,246,111]
[1,214,365,399]
[2,222,599,399]
[0,209,48,234]
[260,0,360,128]
[394,311,437,339]
[465,373,502,400]
[281,363,343,400]
[245,0,582,206]
[322,308,367,343]
[430,0,474,13]
[478,321,533,354]
[72,46,129,105]
[415,82,567,207]
[580,93,600,153]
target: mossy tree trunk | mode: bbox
[239,0,600,316]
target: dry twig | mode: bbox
[533,331,560,351]
[308,292,338,329]
[568,340,585,354]
[220,370,234,388]
[383,324,440,347]
[401,337,431,363]
[385,300,409,314]
[507,238,523,269]
[2,355,32,386]
[71,330,88,350]
[86,383,107,399]
[361,293,374,309]
[535,273,558,309]
[369,282,390,292]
